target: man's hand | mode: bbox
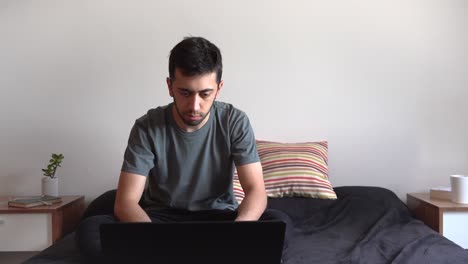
[114,171,151,222]
[235,162,267,221]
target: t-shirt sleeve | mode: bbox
[230,112,260,166]
[121,117,155,176]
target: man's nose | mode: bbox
[188,95,201,112]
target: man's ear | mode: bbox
[167,77,174,97]
[215,80,224,99]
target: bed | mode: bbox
[24,186,468,264]
[25,141,468,263]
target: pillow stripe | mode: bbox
[264,167,328,176]
[265,185,335,192]
[264,176,332,183]
[262,160,328,175]
[265,182,334,190]
[265,180,334,188]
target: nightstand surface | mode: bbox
[0,195,85,251]
[407,193,468,249]
[0,195,84,213]
[407,193,468,210]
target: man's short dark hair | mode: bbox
[169,37,223,84]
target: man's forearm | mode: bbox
[114,172,150,222]
[114,201,151,222]
[235,188,267,221]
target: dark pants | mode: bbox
[75,208,293,262]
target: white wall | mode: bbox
[1,0,467,202]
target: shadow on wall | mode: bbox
[3,169,42,196]
[1,119,123,198]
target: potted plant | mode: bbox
[41,153,64,196]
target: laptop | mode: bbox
[100,220,286,264]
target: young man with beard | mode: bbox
[76,36,291,260]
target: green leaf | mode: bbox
[42,153,64,177]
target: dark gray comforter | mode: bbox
[25,186,468,264]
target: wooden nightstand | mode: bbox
[0,195,85,251]
[407,193,468,249]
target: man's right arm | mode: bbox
[114,171,151,222]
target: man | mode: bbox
[76,36,290,259]
[114,36,267,222]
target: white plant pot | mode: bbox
[42,177,59,196]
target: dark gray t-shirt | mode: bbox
[121,101,259,211]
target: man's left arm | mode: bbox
[235,161,267,221]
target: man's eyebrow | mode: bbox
[177,88,215,93]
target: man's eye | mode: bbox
[201,92,211,98]
[180,91,190,97]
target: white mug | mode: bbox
[450,175,468,204]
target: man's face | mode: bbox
[167,68,223,132]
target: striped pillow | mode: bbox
[233,173,244,204]
[233,140,336,203]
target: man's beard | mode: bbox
[172,98,214,127]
